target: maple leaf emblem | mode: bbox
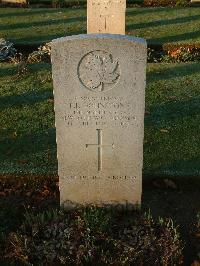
[78,51,120,92]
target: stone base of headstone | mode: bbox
[62,200,141,211]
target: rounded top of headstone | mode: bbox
[51,34,147,48]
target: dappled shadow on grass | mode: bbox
[0,89,53,111]
[144,155,200,178]
[126,7,176,16]
[0,63,53,111]
[0,16,86,31]
[15,29,86,44]
[0,8,62,18]
[0,64,16,78]
[145,97,200,125]
[127,14,200,31]
[0,62,56,173]
[1,62,200,176]
[147,62,200,82]
[1,139,55,174]
[0,62,51,78]
[149,29,200,44]
[144,62,200,177]
[144,96,200,176]
[0,128,56,163]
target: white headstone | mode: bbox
[87,0,126,34]
[51,34,147,209]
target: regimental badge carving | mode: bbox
[78,50,120,92]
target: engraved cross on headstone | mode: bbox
[99,13,111,32]
[86,129,114,171]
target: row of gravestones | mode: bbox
[51,0,147,209]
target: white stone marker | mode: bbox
[87,0,126,34]
[51,34,147,209]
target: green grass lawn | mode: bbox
[0,62,199,177]
[0,7,200,45]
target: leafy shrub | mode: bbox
[51,0,65,7]
[28,0,142,8]
[143,0,190,7]
[162,46,200,62]
[147,45,200,63]
[175,0,190,6]
[28,43,51,63]
[15,43,51,76]
[147,47,163,62]
[4,207,183,265]
[0,39,17,62]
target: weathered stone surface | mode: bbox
[51,34,147,209]
[87,0,126,34]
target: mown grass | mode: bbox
[145,63,200,177]
[0,7,200,45]
[0,62,199,177]
[0,63,56,174]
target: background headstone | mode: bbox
[1,0,27,4]
[87,0,126,34]
[51,34,147,209]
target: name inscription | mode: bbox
[63,96,136,127]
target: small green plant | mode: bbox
[144,208,154,224]
[82,206,111,233]
[175,0,190,6]
[0,227,6,245]
[3,207,183,265]
[23,209,61,230]
[52,0,65,7]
